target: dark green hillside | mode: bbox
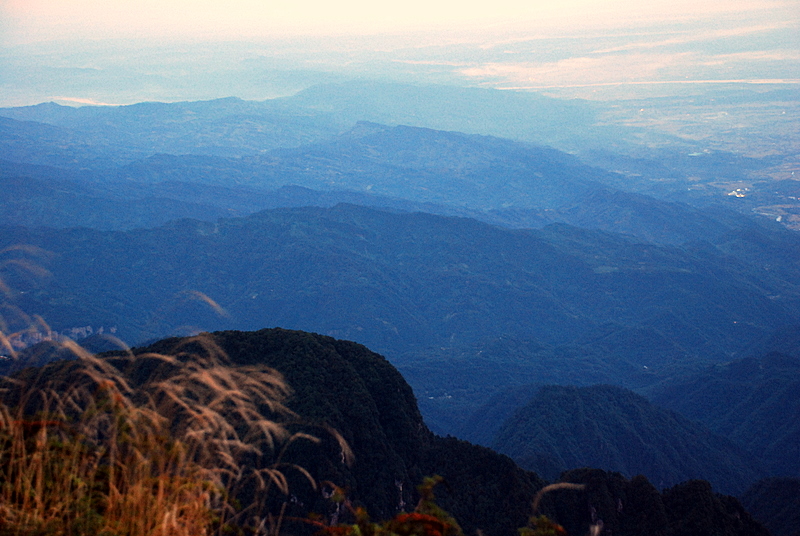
[113,328,547,536]
[646,351,800,476]
[2,328,771,536]
[741,477,800,536]
[492,385,761,495]
[540,469,769,536]
[145,328,433,521]
[658,479,769,536]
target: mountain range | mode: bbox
[492,384,761,495]
[1,328,771,536]
[3,203,797,360]
[0,114,757,246]
[1,82,792,233]
[2,84,799,534]
[645,351,800,477]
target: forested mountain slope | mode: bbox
[3,204,797,363]
[742,477,800,536]
[2,329,770,536]
[492,385,761,495]
[645,351,800,476]
[1,328,544,536]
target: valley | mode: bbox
[1,82,798,535]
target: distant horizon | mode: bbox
[10,77,800,111]
[1,0,798,107]
[5,0,790,41]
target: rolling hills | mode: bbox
[0,102,783,245]
[3,204,797,362]
[492,384,761,495]
[645,351,800,477]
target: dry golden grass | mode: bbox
[0,246,347,535]
[0,333,311,536]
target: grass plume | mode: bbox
[0,332,308,535]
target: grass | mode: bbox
[0,246,588,536]
[0,333,309,536]
[0,247,334,535]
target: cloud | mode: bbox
[697,50,800,65]
[391,60,473,67]
[458,44,800,90]
[590,22,797,54]
[46,96,121,106]
[460,52,699,87]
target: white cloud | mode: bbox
[589,22,796,54]
[461,52,699,86]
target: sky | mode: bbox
[1,0,798,106]
[2,0,795,39]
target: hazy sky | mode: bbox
[3,0,795,39]
[1,0,798,105]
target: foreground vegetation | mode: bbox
[0,328,776,536]
[0,332,571,536]
[0,334,305,535]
